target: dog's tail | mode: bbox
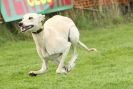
[78,41,97,52]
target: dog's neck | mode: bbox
[32,28,43,34]
[32,20,45,34]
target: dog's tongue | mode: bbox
[21,27,26,32]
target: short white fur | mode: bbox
[19,13,97,76]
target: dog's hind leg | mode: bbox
[56,42,71,74]
[66,26,79,72]
[67,45,78,72]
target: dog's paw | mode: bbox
[28,71,37,77]
[91,48,97,52]
[56,68,68,74]
[67,63,76,72]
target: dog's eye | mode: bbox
[29,17,33,20]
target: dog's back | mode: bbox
[44,15,75,32]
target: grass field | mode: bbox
[0,23,133,89]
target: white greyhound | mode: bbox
[18,13,97,76]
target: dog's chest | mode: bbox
[32,34,44,47]
[32,35,62,59]
[32,33,48,55]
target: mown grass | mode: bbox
[0,23,133,89]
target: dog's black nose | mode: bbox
[18,22,23,27]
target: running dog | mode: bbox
[18,13,97,76]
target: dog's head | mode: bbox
[18,13,45,32]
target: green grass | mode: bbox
[0,23,133,89]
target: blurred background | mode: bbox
[0,0,133,42]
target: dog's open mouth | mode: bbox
[21,25,34,32]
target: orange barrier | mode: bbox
[74,0,129,9]
[74,0,94,8]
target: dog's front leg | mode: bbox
[29,60,48,76]
[56,42,71,74]
[29,48,48,76]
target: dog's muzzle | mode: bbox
[18,22,34,32]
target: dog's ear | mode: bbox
[39,14,45,20]
[42,14,45,19]
[39,14,45,25]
